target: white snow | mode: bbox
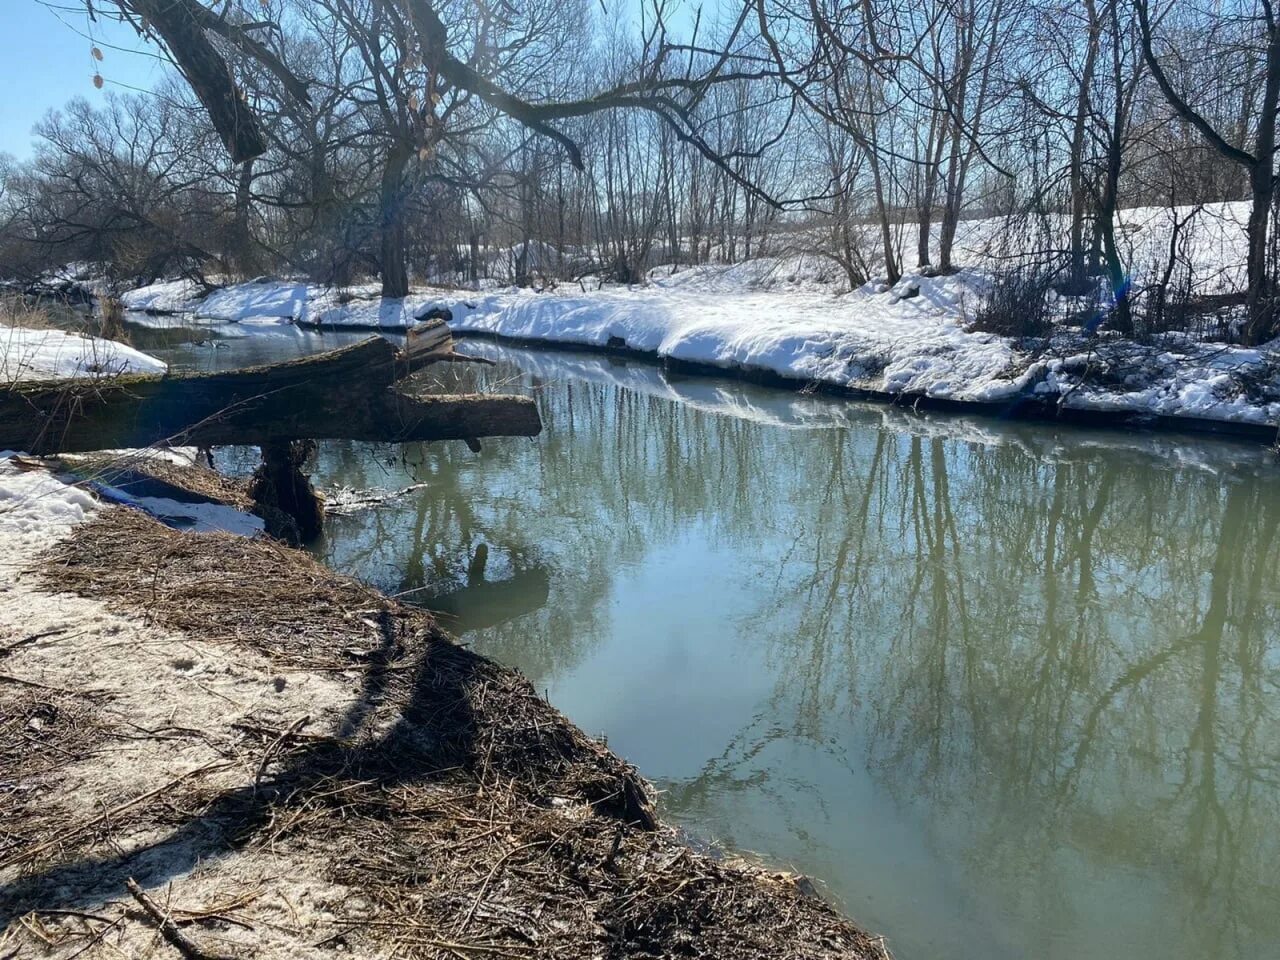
[1,450,262,544]
[120,277,204,314]
[447,271,1027,397]
[116,199,1280,429]
[306,291,450,328]
[194,278,318,323]
[443,271,1279,426]
[0,453,99,552]
[91,485,266,536]
[0,325,167,382]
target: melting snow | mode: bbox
[0,326,167,382]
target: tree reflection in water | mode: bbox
[297,344,1280,960]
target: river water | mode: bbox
[135,320,1280,960]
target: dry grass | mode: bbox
[56,451,255,511]
[0,296,58,331]
[0,686,110,869]
[1,509,882,959]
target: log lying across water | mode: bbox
[0,337,541,455]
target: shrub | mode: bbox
[969,265,1058,338]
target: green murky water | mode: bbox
[142,321,1280,960]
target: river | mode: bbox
[133,318,1280,960]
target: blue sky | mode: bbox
[0,0,709,159]
[0,2,162,157]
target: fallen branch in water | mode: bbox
[0,337,540,454]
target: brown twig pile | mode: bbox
[4,508,881,959]
[0,687,109,870]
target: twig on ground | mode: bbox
[125,879,230,960]
[253,715,311,793]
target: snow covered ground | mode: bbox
[446,272,1280,428]
[0,450,264,539]
[113,200,1280,431]
[0,454,100,552]
[0,325,167,382]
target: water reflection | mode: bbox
[124,313,381,373]
[171,332,1280,960]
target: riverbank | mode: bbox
[120,264,1280,441]
[0,456,881,959]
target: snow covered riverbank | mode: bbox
[450,272,1280,431]
[0,325,166,382]
[122,267,1280,434]
[110,198,1280,434]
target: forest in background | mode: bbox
[4,1,1280,343]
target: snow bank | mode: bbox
[194,279,319,323]
[448,272,1280,428]
[449,271,1029,399]
[306,290,452,328]
[0,326,167,382]
[179,280,482,329]
[1038,339,1280,425]
[0,453,99,553]
[120,278,204,314]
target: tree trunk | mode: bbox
[380,144,412,299]
[123,0,267,162]
[938,133,965,273]
[0,338,541,453]
[231,158,256,276]
[1246,27,1279,345]
[1236,28,1277,343]
[869,151,900,284]
[917,107,946,269]
[1244,162,1275,343]
[1068,1,1102,291]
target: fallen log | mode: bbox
[0,337,541,454]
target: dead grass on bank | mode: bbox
[0,297,56,331]
[2,508,880,960]
[56,451,255,512]
[0,687,110,869]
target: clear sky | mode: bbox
[0,2,175,159]
[0,0,711,160]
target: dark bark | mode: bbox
[380,144,413,299]
[916,107,946,269]
[0,338,541,454]
[250,440,324,544]
[120,0,267,163]
[1067,1,1103,291]
[868,148,900,284]
[230,159,257,275]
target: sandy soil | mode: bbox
[1,467,882,960]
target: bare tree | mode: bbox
[1136,0,1280,343]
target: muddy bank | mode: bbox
[0,506,881,959]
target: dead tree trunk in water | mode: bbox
[0,338,540,454]
[251,440,324,544]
